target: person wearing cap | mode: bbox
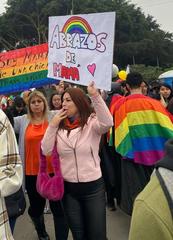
[129,138,173,240]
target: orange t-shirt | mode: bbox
[25,121,53,175]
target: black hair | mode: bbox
[108,82,123,95]
[14,96,25,108]
[159,83,173,92]
[159,83,173,101]
[126,72,143,89]
[49,92,62,110]
[167,97,173,115]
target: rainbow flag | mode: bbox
[0,43,57,94]
[109,94,173,165]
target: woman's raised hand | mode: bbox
[87,81,99,97]
[50,109,67,127]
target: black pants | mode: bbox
[63,177,107,240]
[120,159,154,215]
[25,175,69,239]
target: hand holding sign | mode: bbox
[87,81,99,97]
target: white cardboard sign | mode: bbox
[48,12,115,90]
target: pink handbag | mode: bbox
[36,144,64,201]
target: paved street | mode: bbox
[14,197,131,240]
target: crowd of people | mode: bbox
[0,74,173,240]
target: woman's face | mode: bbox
[62,93,79,118]
[52,94,61,109]
[159,86,171,99]
[30,96,45,115]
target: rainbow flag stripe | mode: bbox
[110,94,173,165]
[0,43,57,94]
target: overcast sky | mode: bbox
[130,0,173,33]
[0,0,173,33]
[0,0,7,14]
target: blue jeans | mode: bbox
[63,177,107,240]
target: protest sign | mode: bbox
[48,12,115,90]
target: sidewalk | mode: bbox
[14,201,130,240]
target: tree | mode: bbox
[0,0,173,69]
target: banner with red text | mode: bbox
[0,43,57,94]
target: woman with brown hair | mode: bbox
[42,82,113,240]
[14,90,68,240]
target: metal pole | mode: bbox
[70,0,74,15]
[156,56,160,67]
[132,55,136,65]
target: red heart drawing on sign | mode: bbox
[87,63,96,76]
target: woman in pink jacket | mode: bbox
[42,82,113,240]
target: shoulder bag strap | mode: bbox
[39,142,60,175]
[39,146,47,173]
[51,143,61,175]
[156,169,173,219]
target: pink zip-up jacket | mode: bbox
[42,94,113,182]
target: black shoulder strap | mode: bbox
[156,170,173,219]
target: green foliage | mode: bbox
[130,64,162,82]
[130,64,173,83]
[0,0,173,70]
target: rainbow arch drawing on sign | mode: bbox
[62,16,93,34]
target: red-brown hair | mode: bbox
[59,87,93,130]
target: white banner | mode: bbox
[48,12,115,91]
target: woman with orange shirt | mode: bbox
[14,90,68,240]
